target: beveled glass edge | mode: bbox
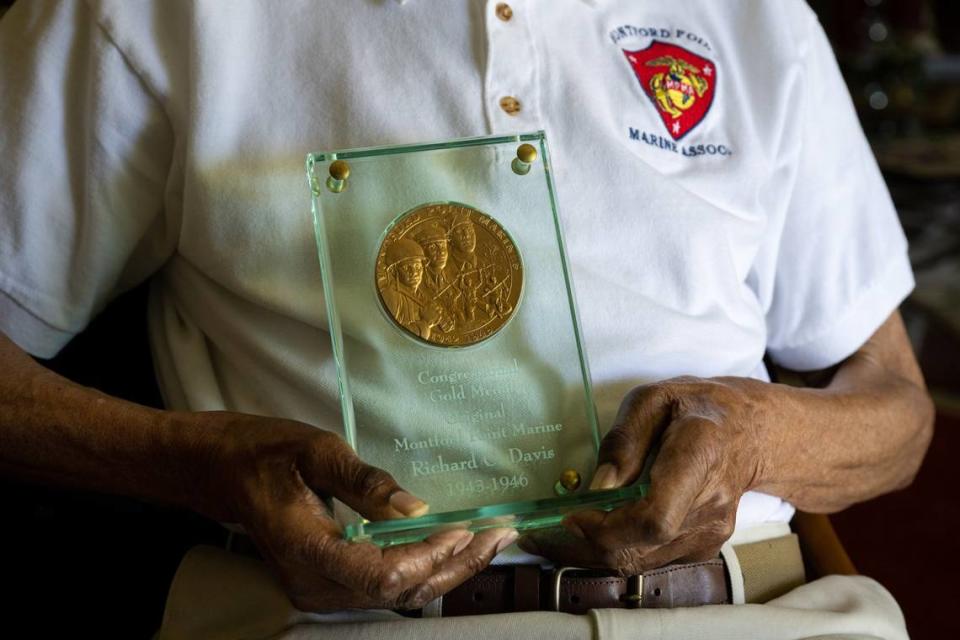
[538,136,601,452]
[308,180,358,448]
[346,482,650,547]
[306,131,545,168]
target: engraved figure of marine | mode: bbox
[378,237,443,340]
[412,220,458,334]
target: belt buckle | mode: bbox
[552,567,644,611]
[551,566,580,612]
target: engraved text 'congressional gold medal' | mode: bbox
[375,203,523,347]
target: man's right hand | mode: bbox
[0,330,514,612]
[184,412,517,612]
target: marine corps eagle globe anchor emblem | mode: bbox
[623,41,717,140]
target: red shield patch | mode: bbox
[623,41,716,140]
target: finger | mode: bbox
[300,432,428,521]
[570,416,713,549]
[591,384,673,491]
[519,523,666,574]
[250,479,345,564]
[628,415,714,543]
[614,532,721,574]
[624,514,728,570]
[524,514,724,575]
[561,503,658,554]
[294,525,475,603]
[249,473,479,610]
[522,530,720,576]
[367,528,490,602]
[392,528,518,610]
[257,471,466,598]
[249,495,372,611]
[278,529,484,611]
[518,526,610,569]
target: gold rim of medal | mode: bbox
[374,203,523,347]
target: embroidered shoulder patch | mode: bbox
[623,41,716,140]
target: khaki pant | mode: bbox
[157,540,907,640]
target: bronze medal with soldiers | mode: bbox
[375,203,523,346]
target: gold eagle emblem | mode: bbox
[645,56,709,119]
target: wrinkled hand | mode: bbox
[186,412,516,611]
[520,376,768,573]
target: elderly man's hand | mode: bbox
[187,412,516,612]
[519,376,767,573]
[518,312,934,573]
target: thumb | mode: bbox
[591,384,672,490]
[301,433,429,521]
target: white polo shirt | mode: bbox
[0,0,913,531]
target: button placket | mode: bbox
[484,0,542,133]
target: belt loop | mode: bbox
[623,574,644,608]
[513,565,540,611]
[720,541,746,604]
[421,596,443,618]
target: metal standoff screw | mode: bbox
[511,143,538,175]
[554,468,582,495]
[327,159,350,193]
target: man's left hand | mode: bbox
[519,376,770,573]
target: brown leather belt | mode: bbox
[226,534,735,616]
[431,560,730,616]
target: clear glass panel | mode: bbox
[307,133,646,546]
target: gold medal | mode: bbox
[375,203,523,346]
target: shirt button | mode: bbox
[499,96,521,115]
[495,3,513,22]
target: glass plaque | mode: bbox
[306,132,647,547]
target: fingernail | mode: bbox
[389,491,429,517]
[563,518,586,539]
[495,530,520,554]
[452,530,474,556]
[589,463,619,491]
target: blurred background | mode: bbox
[0,0,957,637]
[805,2,960,638]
